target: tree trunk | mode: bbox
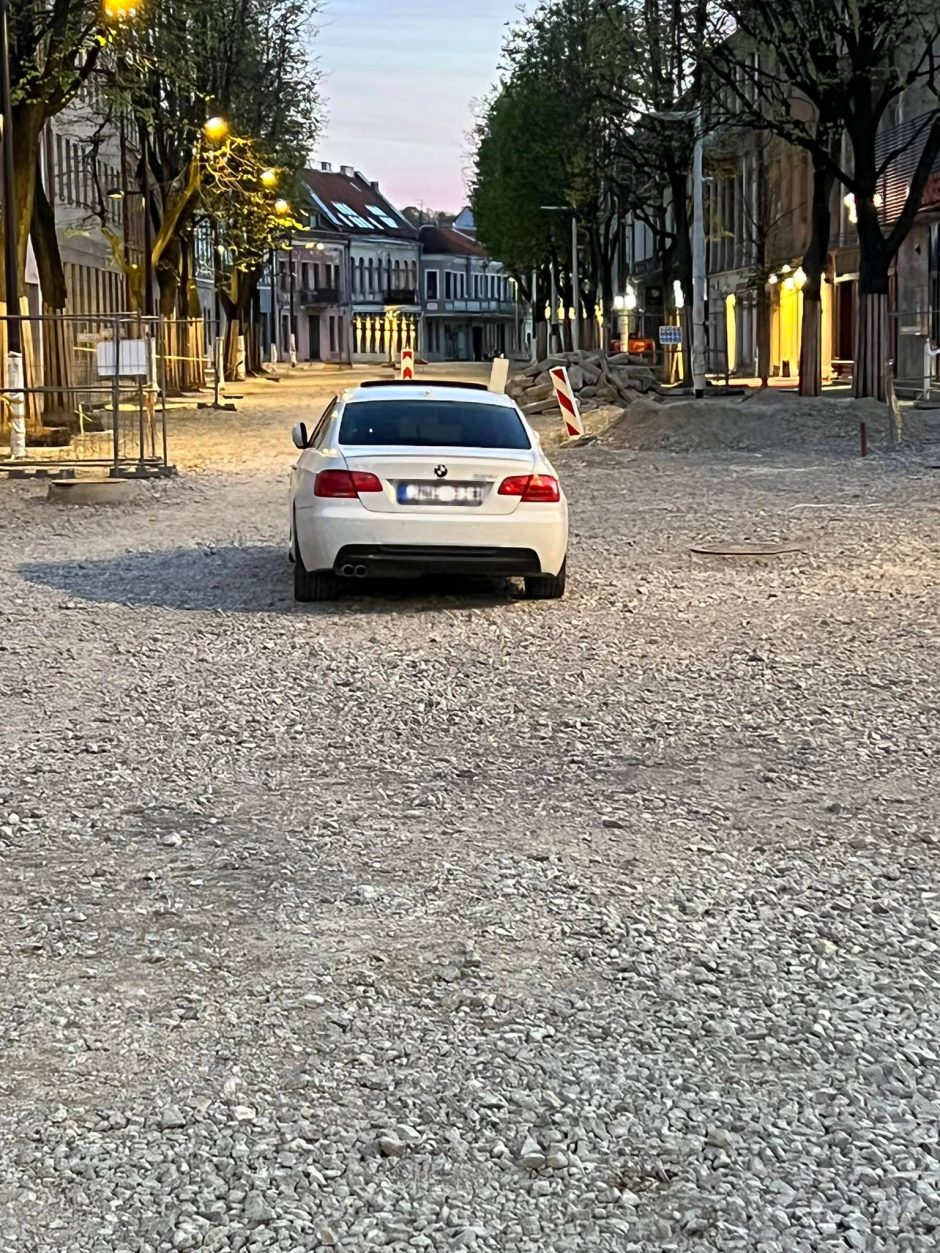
[854,290,889,401]
[854,196,891,400]
[30,159,77,421]
[756,286,771,387]
[799,290,822,397]
[1,105,41,293]
[0,106,43,433]
[798,152,835,397]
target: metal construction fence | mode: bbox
[888,310,940,400]
[0,312,215,477]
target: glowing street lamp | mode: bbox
[260,168,278,189]
[274,198,290,216]
[203,116,229,143]
[102,0,139,19]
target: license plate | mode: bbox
[396,481,486,506]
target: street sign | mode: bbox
[658,324,683,346]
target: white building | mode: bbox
[419,222,518,360]
[303,165,420,363]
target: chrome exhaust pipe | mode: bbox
[353,564,368,578]
[339,563,356,577]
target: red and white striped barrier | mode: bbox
[549,366,584,439]
[400,348,415,381]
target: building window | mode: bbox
[367,258,374,292]
[445,271,453,299]
[459,272,466,299]
[426,270,439,300]
[329,316,336,352]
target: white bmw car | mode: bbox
[289,380,568,602]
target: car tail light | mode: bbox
[314,470,382,497]
[498,473,560,503]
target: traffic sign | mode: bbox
[658,325,683,345]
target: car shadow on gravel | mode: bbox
[19,545,521,614]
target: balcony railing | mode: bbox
[384,287,419,305]
[424,298,516,315]
[299,287,340,305]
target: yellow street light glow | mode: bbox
[203,116,229,143]
[274,198,291,215]
[102,0,139,19]
[260,168,278,188]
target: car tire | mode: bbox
[524,559,567,600]
[293,536,339,603]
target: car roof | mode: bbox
[342,382,515,407]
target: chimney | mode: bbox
[320,161,331,171]
[340,164,354,176]
[371,180,380,191]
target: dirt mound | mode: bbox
[604,392,899,453]
[529,403,623,449]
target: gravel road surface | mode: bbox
[1,374,939,1252]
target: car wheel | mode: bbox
[524,559,567,600]
[293,541,339,603]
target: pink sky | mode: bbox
[314,0,521,213]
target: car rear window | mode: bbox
[339,399,531,449]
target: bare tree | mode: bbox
[712,0,940,398]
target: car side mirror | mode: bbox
[292,422,308,450]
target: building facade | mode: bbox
[23,109,522,370]
[620,77,940,391]
[301,165,421,364]
[419,223,518,361]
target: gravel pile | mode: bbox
[1,372,939,1251]
[507,350,658,415]
[605,388,940,455]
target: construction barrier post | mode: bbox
[489,355,510,393]
[400,347,415,381]
[549,365,585,439]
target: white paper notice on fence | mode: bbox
[97,340,149,377]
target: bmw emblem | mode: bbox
[434,464,448,479]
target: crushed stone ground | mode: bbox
[1,368,939,1252]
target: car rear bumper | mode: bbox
[295,503,568,576]
[333,544,542,578]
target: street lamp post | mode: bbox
[645,106,706,397]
